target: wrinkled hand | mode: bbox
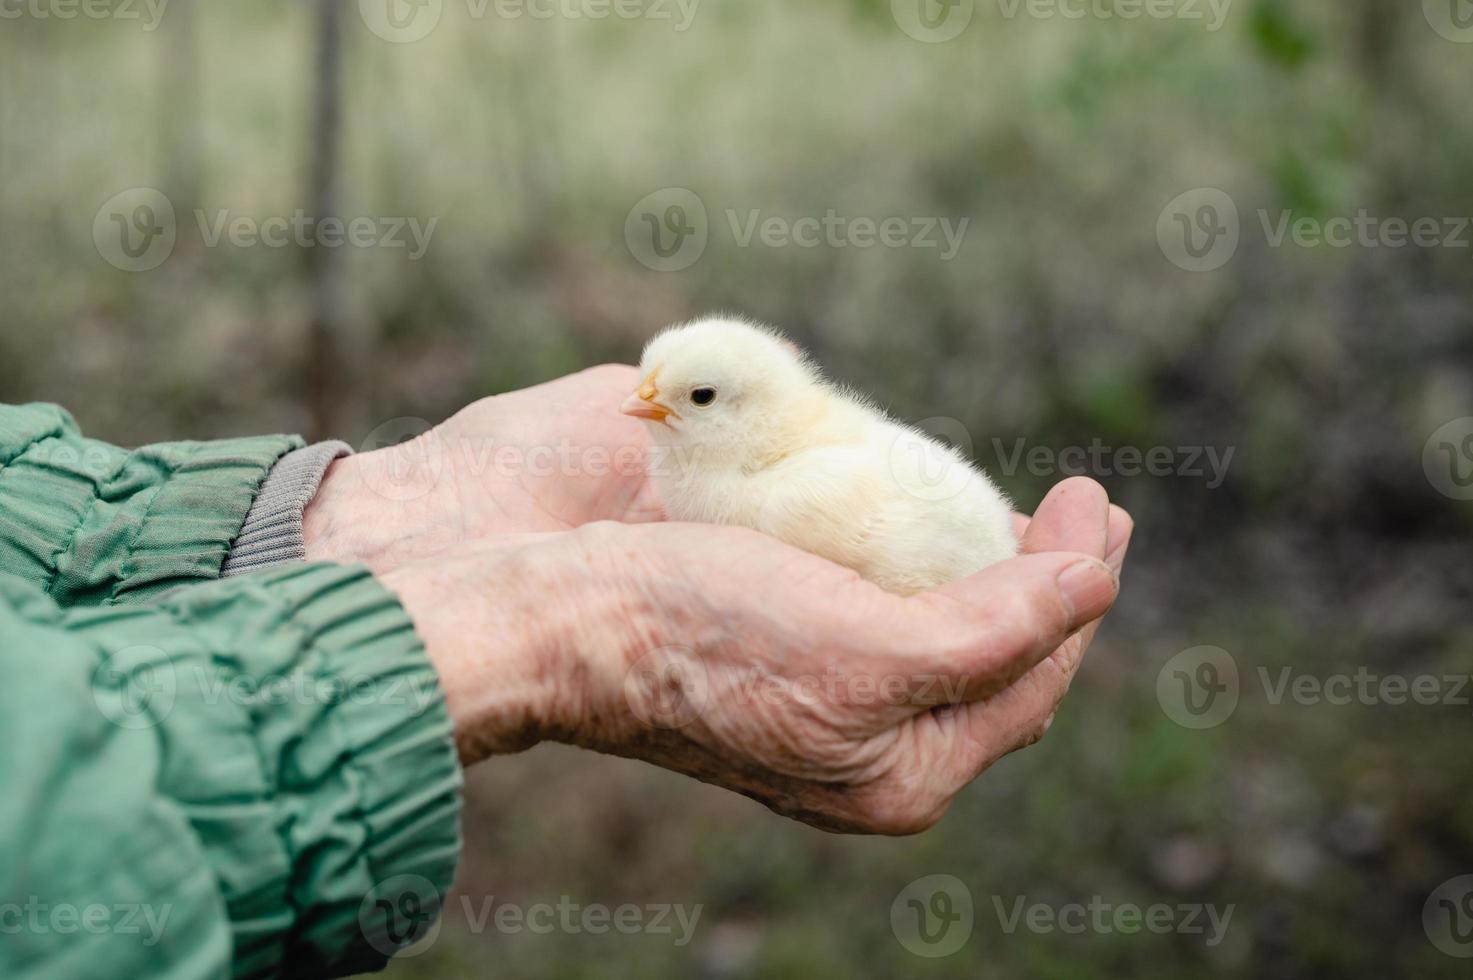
[383,476,1130,835]
[305,366,661,569]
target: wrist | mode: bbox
[303,439,458,572]
[377,527,652,765]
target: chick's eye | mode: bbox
[690,386,717,406]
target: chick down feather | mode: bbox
[621,317,1018,595]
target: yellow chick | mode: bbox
[620,317,1018,595]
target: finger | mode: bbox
[903,551,1118,705]
[931,633,1089,784]
[1104,504,1133,574]
[943,506,1134,779]
[1021,476,1109,558]
[1011,512,1031,540]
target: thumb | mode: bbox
[906,551,1118,705]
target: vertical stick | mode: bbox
[158,0,200,221]
[305,0,345,440]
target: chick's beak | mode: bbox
[620,378,678,425]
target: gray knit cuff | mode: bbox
[221,440,353,577]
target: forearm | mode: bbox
[375,526,646,763]
[0,565,462,978]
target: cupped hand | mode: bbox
[306,365,663,569]
[430,364,665,531]
[385,475,1131,835]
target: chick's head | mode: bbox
[621,317,819,461]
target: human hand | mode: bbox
[304,366,662,570]
[382,476,1130,834]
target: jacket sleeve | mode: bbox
[0,403,463,977]
[0,402,302,605]
[0,562,464,980]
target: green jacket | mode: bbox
[0,404,462,979]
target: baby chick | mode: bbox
[620,317,1017,595]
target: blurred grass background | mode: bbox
[3,0,1472,977]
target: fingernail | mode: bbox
[1056,559,1118,623]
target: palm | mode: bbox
[582,482,1129,833]
[436,365,665,535]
